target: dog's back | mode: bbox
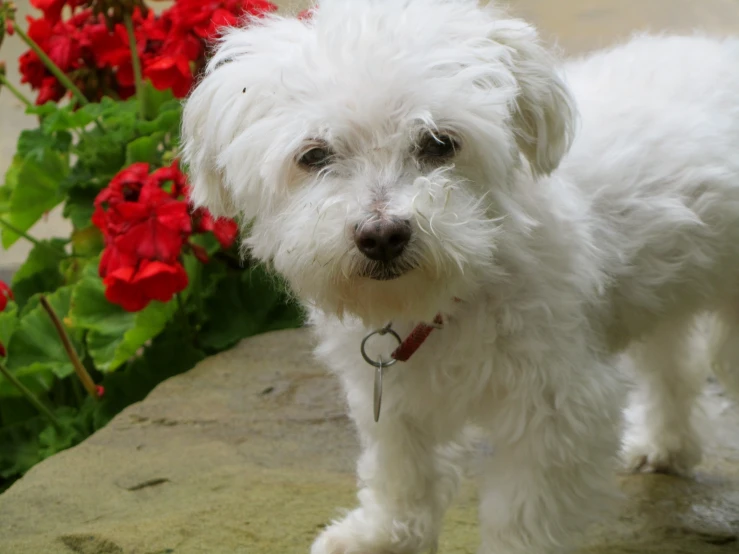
[555,35,739,474]
[559,35,739,350]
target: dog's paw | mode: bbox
[311,525,393,554]
[310,529,367,554]
[622,434,702,475]
[311,507,436,554]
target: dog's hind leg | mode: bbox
[710,301,739,399]
[622,315,707,475]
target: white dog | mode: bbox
[181,0,739,552]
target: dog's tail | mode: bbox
[708,306,739,398]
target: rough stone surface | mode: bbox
[2,328,739,554]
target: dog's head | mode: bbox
[181,0,575,324]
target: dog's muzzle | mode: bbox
[353,217,411,262]
[353,218,414,281]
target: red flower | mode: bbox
[0,281,12,312]
[93,163,196,311]
[0,342,6,357]
[195,210,239,249]
[19,10,98,103]
[92,162,151,239]
[111,185,192,263]
[46,30,80,70]
[20,0,275,104]
[88,21,130,68]
[19,51,46,89]
[148,162,189,199]
[26,14,84,72]
[36,76,66,105]
[104,260,188,312]
[143,54,194,98]
[169,0,277,39]
[30,0,81,24]
[98,239,139,278]
[95,163,150,207]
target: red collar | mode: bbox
[392,297,461,361]
[390,313,444,362]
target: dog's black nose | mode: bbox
[354,219,412,262]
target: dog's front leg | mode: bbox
[312,392,457,554]
[477,356,623,554]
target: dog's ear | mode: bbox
[181,61,241,219]
[181,17,310,219]
[489,19,576,176]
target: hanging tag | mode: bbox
[360,325,401,423]
[374,362,385,422]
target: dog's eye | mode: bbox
[418,134,459,160]
[298,146,334,170]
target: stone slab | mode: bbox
[1,329,739,553]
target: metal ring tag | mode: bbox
[360,325,402,422]
[374,363,384,423]
[360,326,401,368]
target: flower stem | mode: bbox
[13,24,88,106]
[0,216,47,248]
[123,13,146,119]
[0,361,63,431]
[39,295,99,400]
[0,71,33,108]
[0,216,70,258]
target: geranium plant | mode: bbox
[0,0,302,492]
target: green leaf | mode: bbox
[0,155,23,215]
[9,239,67,309]
[180,253,228,320]
[0,185,10,215]
[28,101,101,129]
[37,408,86,458]
[0,407,88,489]
[26,103,59,119]
[137,100,181,136]
[139,81,175,122]
[1,148,69,248]
[125,133,163,166]
[0,300,18,355]
[70,226,104,257]
[42,106,96,132]
[0,364,55,398]
[63,187,98,229]
[17,128,72,158]
[198,264,303,352]
[59,97,141,196]
[4,286,84,389]
[0,415,49,484]
[66,107,138,190]
[70,275,177,372]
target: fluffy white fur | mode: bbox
[181,0,739,552]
